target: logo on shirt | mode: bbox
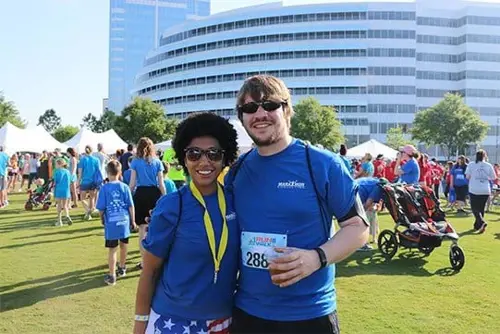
[226,212,236,221]
[277,180,306,189]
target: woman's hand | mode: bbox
[133,320,147,334]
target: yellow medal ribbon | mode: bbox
[189,181,228,284]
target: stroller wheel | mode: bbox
[42,203,51,211]
[378,230,398,259]
[24,202,33,211]
[418,246,435,256]
[449,245,465,271]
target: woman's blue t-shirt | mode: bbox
[130,158,163,187]
[143,186,239,320]
[77,155,100,185]
[400,158,420,184]
[452,165,468,187]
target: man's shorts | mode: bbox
[105,238,129,248]
[0,176,5,191]
[80,183,98,191]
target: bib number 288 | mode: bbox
[245,251,268,269]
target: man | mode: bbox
[92,143,109,179]
[227,75,369,333]
[120,144,134,171]
[0,146,10,208]
[162,147,186,188]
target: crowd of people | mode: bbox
[0,74,497,334]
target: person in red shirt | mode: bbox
[373,154,386,178]
[430,158,444,198]
[418,153,430,186]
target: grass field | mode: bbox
[1,192,500,334]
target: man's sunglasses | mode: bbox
[184,147,225,162]
[236,100,287,114]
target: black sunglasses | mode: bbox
[236,100,287,114]
[184,147,225,162]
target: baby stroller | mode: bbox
[25,180,54,211]
[377,183,465,271]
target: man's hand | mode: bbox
[268,247,321,288]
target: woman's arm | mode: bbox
[157,172,166,196]
[129,169,137,192]
[133,251,164,334]
[70,157,77,175]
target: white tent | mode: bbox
[229,119,253,153]
[155,140,171,151]
[0,122,65,154]
[346,139,398,160]
[64,128,128,154]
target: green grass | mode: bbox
[1,192,500,333]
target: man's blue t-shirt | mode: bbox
[400,158,420,184]
[0,152,9,176]
[77,155,100,185]
[226,139,358,321]
[356,177,383,203]
[452,165,468,187]
[96,181,134,240]
[143,186,239,320]
[130,158,163,187]
[339,155,352,174]
[164,178,177,194]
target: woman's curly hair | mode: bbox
[172,112,239,174]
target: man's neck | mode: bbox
[108,176,119,182]
[257,135,293,157]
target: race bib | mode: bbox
[456,174,465,180]
[241,232,287,270]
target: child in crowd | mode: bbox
[53,159,72,226]
[33,178,45,196]
[122,156,134,186]
[96,160,136,286]
[162,161,177,194]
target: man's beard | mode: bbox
[246,124,284,147]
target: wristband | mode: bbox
[314,247,328,269]
[134,315,150,322]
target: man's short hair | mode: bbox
[127,144,133,151]
[236,75,294,127]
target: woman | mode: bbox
[465,149,495,233]
[7,154,19,191]
[134,113,239,334]
[356,153,374,178]
[394,145,420,184]
[78,145,101,220]
[418,153,430,187]
[338,144,353,175]
[129,137,166,269]
[450,155,469,215]
[67,147,78,208]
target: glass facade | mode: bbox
[132,1,500,155]
[108,0,210,113]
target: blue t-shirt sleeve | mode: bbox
[142,192,181,259]
[156,159,164,174]
[130,159,137,171]
[123,184,134,207]
[368,186,383,203]
[327,155,358,219]
[96,186,106,211]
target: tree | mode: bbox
[0,92,26,128]
[38,109,61,133]
[82,111,118,132]
[81,113,98,130]
[53,125,79,143]
[411,93,489,159]
[114,97,174,143]
[385,126,415,150]
[290,97,344,150]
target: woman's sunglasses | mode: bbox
[236,100,287,114]
[184,147,224,162]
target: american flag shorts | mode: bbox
[145,309,231,334]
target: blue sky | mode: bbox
[0,0,499,127]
